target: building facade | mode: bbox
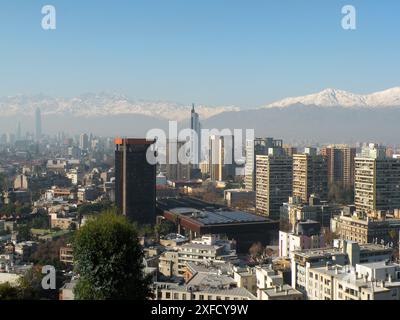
[321,145,356,189]
[115,138,157,225]
[256,152,293,219]
[354,144,400,214]
[292,151,328,203]
[245,138,282,191]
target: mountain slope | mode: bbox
[263,87,400,109]
[0,93,239,121]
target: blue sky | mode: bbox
[0,0,399,107]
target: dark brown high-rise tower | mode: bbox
[115,138,156,225]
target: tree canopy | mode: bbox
[72,210,152,300]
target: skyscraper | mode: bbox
[115,138,157,225]
[321,144,356,189]
[209,135,235,181]
[79,133,89,151]
[354,143,400,214]
[256,147,293,219]
[245,138,282,191]
[190,104,201,167]
[35,108,42,141]
[166,139,190,181]
[292,149,328,203]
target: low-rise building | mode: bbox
[281,195,341,229]
[158,235,237,278]
[224,189,255,208]
[331,211,400,245]
[306,261,400,300]
[60,245,74,266]
[279,220,324,258]
[291,240,393,295]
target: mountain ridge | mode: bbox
[263,87,400,109]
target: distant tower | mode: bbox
[79,133,89,151]
[35,108,42,141]
[190,104,201,167]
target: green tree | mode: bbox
[17,224,31,241]
[72,210,152,300]
[31,212,50,229]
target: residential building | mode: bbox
[305,261,400,300]
[331,210,400,245]
[291,240,393,295]
[321,145,356,189]
[245,138,282,191]
[279,220,325,258]
[292,150,328,202]
[280,195,341,229]
[60,244,74,266]
[158,235,238,278]
[256,151,293,219]
[354,143,400,214]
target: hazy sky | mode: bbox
[1,0,400,107]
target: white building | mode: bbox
[279,220,324,258]
[306,261,400,300]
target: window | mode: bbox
[166,292,171,299]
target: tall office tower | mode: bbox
[209,135,235,181]
[322,145,356,189]
[255,148,293,219]
[115,138,157,225]
[354,143,400,214]
[35,108,42,141]
[245,138,283,191]
[190,104,201,167]
[166,139,190,181]
[79,133,89,151]
[292,148,328,203]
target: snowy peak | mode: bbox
[264,87,400,109]
[0,93,239,121]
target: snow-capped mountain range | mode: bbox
[1,87,400,121]
[263,87,400,109]
[0,93,239,121]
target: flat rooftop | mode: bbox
[158,197,270,226]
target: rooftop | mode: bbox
[263,284,303,298]
[160,197,268,226]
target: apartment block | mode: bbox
[306,261,400,300]
[292,151,328,202]
[256,153,292,219]
[354,144,400,214]
[245,138,282,191]
[321,145,356,189]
